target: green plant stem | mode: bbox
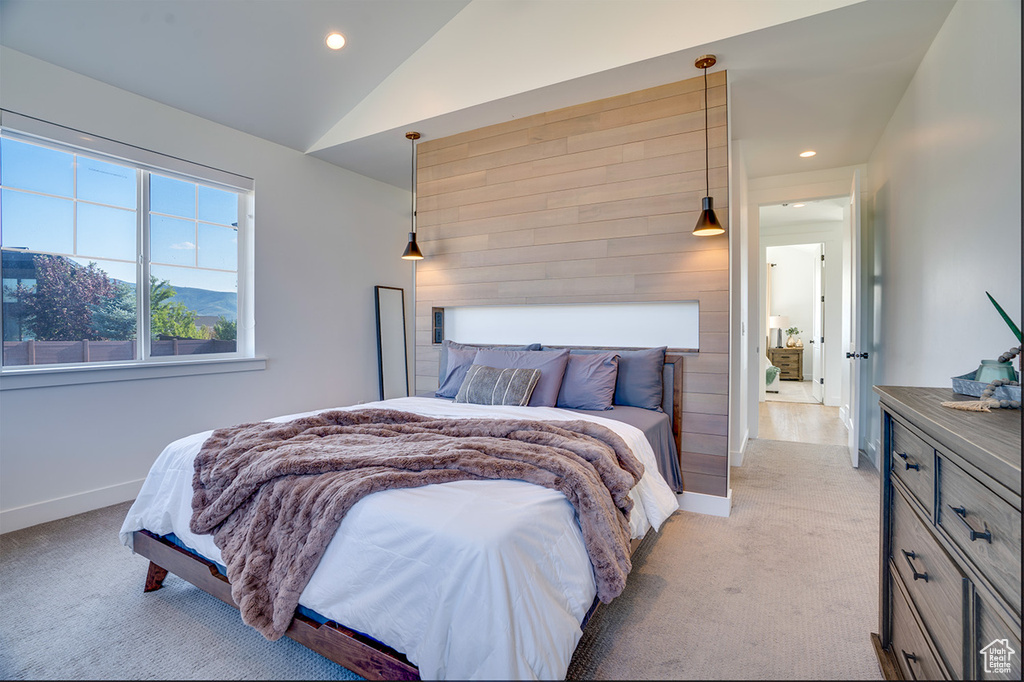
[986,291,1022,342]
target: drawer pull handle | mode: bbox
[948,505,992,543]
[900,549,929,582]
[901,650,920,679]
[894,451,919,470]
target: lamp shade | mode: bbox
[769,316,789,329]
[401,232,423,260]
[693,196,725,236]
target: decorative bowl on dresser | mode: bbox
[872,386,1021,680]
[767,347,804,381]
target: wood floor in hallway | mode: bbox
[757,400,849,446]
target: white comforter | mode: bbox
[119,396,679,680]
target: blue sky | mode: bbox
[1,137,238,293]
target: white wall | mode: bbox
[0,48,413,532]
[865,0,1021,456]
[728,109,752,469]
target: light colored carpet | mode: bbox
[0,502,361,681]
[567,438,882,680]
[0,438,882,681]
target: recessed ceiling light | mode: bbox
[792,203,806,208]
[326,32,346,50]
[799,150,816,158]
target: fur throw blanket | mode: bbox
[190,408,645,641]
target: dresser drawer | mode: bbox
[975,591,1022,680]
[891,575,948,681]
[891,420,935,516]
[937,457,1022,616]
[891,486,966,673]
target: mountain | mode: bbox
[167,286,237,322]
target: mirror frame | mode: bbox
[374,285,410,400]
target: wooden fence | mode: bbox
[3,339,236,366]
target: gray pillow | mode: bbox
[437,340,542,385]
[454,365,541,406]
[435,346,480,398]
[556,352,619,410]
[472,348,570,407]
[613,347,667,411]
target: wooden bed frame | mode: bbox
[136,529,647,680]
[132,349,684,680]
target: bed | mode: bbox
[764,353,781,393]
[120,345,682,680]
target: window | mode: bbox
[1,113,254,374]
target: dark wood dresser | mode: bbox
[872,386,1021,680]
[767,347,803,380]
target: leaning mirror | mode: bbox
[374,285,410,400]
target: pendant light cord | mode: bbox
[704,65,709,195]
[410,136,416,235]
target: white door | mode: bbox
[811,243,824,403]
[844,170,863,468]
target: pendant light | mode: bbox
[401,131,424,260]
[692,55,725,237]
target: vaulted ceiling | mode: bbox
[0,0,955,189]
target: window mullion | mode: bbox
[139,170,150,361]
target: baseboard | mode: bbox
[866,439,880,470]
[730,429,749,467]
[0,478,144,535]
[677,489,732,517]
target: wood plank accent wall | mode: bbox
[414,72,730,497]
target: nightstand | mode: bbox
[767,347,803,380]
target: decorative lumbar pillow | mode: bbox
[437,340,542,385]
[472,348,570,407]
[454,365,541,406]
[557,352,620,411]
[435,347,480,398]
[613,346,667,411]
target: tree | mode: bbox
[13,255,114,341]
[213,316,236,341]
[150,276,200,339]
[91,282,136,340]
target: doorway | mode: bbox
[765,242,823,405]
[757,197,849,445]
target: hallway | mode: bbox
[757,400,848,446]
[765,379,818,404]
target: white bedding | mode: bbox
[119,396,679,680]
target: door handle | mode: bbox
[845,352,870,359]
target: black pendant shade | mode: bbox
[401,131,425,260]
[401,231,423,260]
[693,55,725,237]
[693,196,724,236]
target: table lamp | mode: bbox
[769,315,789,348]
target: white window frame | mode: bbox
[0,111,263,390]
